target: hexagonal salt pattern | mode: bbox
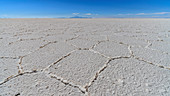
[107,35,148,47]
[88,58,170,96]
[67,38,98,49]
[47,50,108,86]
[0,59,19,83]
[132,46,170,68]
[0,39,48,57]
[0,73,84,96]
[93,41,131,58]
[21,41,76,72]
[1,19,170,96]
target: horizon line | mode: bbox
[1,17,170,19]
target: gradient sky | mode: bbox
[1,0,170,18]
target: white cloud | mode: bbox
[72,13,80,15]
[116,12,170,16]
[136,13,145,15]
[117,13,133,15]
[152,12,170,15]
[85,13,92,15]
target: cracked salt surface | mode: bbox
[107,35,148,47]
[132,46,170,69]
[0,19,170,96]
[88,58,170,96]
[47,50,108,86]
[0,72,84,96]
[0,59,19,84]
[93,41,130,58]
[0,39,48,57]
[67,38,98,49]
[21,41,76,72]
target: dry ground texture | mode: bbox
[0,19,170,96]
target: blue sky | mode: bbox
[0,0,170,18]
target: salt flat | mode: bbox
[0,19,170,96]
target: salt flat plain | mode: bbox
[0,19,170,96]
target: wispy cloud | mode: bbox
[72,13,80,15]
[152,12,170,15]
[117,13,134,15]
[116,12,170,16]
[136,13,145,15]
[85,13,92,15]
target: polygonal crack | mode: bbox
[21,41,76,72]
[46,50,108,87]
[88,58,170,96]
